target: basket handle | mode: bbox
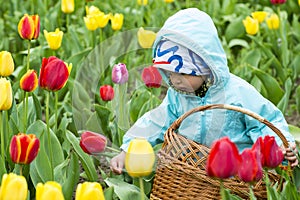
[169,104,289,148]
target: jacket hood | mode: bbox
[152,8,230,88]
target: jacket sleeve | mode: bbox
[120,89,178,151]
[239,87,295,147]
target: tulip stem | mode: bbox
[26,40,31,71]
[220,179,225,200]
[106,146,120,153]
[54,92,58,132]
[0,111,4,163]
[264,168,270,198]
[46,91,54,180]
[23,91,28,133]
[139,177,145,200]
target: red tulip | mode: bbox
[112,63,128,84]
[270,0,286,4]
[142,66,162,88]
[99,85,114,101]
[20,70,38,92]
[38,56,70,91]
[206,137,241,179]
[238,149,263,182]
[9,133,40,164]
[79,131,107,155]
[252,136,284,168]
[18,14,40,40]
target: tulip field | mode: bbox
[0,0,300,199]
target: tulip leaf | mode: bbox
[0,156,6,182]
[224,16,245,41]
[241,49,261,68]
[94,104,112,139]
[62,152,80,200]
[251,68,284,105]
[295,85,300,114]
[288,125,300,145]
[105,177,149,200]
[228,39,249,49]
[66,130,98,181]
[104,186,114,200]
[277,78,292,113]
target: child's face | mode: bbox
[169,72,205,93]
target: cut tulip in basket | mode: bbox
[150,104,296,200]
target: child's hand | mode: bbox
[281,142,299,168]
[110,151,126,174]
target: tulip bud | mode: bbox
[0,51,14,77]
[270,0,286,4]
[137,27,156,49]
[99,85,114,101]
[20,70,38,92]
[80,131,107,155]
[125,138,155,177]
[10,133,40,165]
[137,0,148,6]
[206,137,241,179]
[0,78,13,111]
[110,13,124,31]
[36,181,65,200]
[242,16,259,35]
[164,0,174,3]
[84,15,98,31]
[266,14,280,30]
[0,173,28,200]
[75,182,105,200]
[18,14,40,40]
[44,28,64,50]
[61,0,75,14]
[95,13,110,28]
[112,63,128,84]
[142,66,162,88]
[251,11,268,23]
[238,149,263,183]
[38,56,70,91]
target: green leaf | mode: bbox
[104,186,114,200]
[225,16,245,41]
[295,85,300,114]
[288,125,300,145]
[242,49,261,68]
[62,152,80,200]
[228,39,249,49]
[105,177,149,200]
[0,156,7,183]
[277,78,292,113]
[252,68,284,105]
[94,104,112,139]
[66,130,98,181]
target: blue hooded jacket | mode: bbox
[120,8,294,152]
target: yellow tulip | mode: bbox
[0,51,14,76]
[85,5,102,16]
[44,28,64,50]
[0,173,28,200]
[36,181,64,200]
[251,11,268,23]
[84,15,98,31]
[164,0,174,3]
[61,0,74,14]
[137,27,157,48]
[266,14,280,30]
[138,0,148,5]
[110,13,124,31]
[95,13,110,28]
[75,182,105,200]
[242,16,259,35]
[0,78,12,111]
[125,138,155,177]
[299,0,300,6]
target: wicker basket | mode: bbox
[150,104,289,200]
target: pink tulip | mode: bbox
[79,131,107,155]
[112,63,128,84]
[206,137,242,179]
